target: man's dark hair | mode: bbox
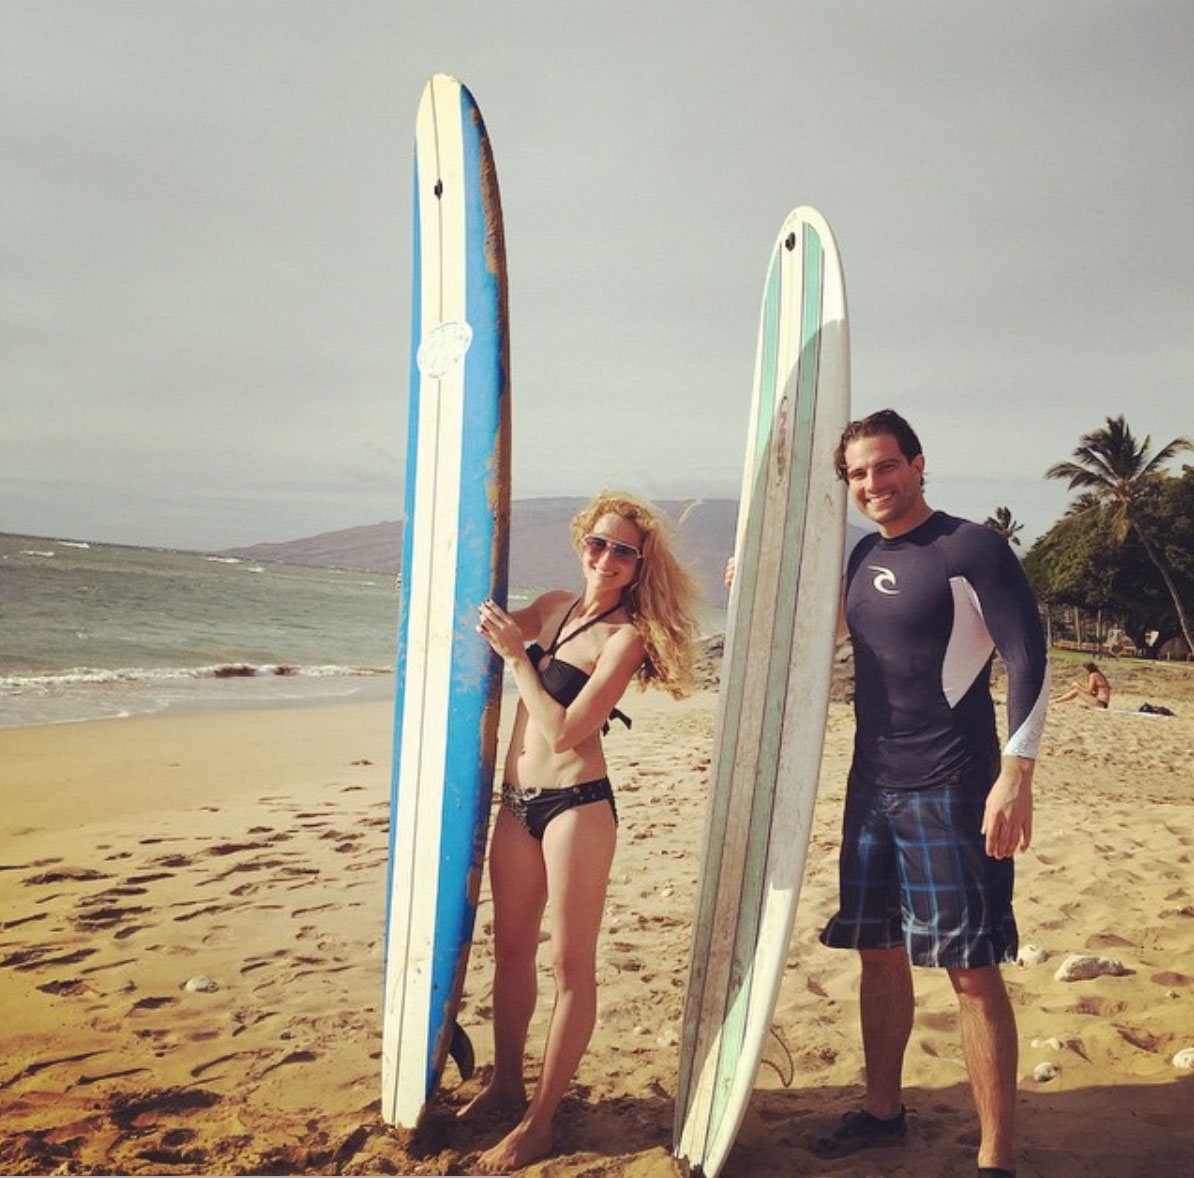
[834,409,924,482]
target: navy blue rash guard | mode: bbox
[845,511,1049,790]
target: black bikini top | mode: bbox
[525,598,631,731]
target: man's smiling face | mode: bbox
[843,432,929,538]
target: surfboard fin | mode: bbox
[448,1020,475,1081]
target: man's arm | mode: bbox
[965,528,1049,856]
[969,532,1050,760]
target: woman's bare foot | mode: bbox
[475,1116,554,1173]
[456,1079,526,1123]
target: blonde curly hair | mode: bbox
[570,491,701,698]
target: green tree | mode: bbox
[1046,416,1193,650]
[983,505,1023,547]
[1023,506,1120,645]
[1025,476,1194,654]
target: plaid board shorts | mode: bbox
[819,771,1018,969]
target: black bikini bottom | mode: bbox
[501,777,617,841]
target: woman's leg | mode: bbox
[459,805,547,1120]
[476,797,616,1171]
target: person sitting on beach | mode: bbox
[1052,661,1111,708]
[466,491,700,1173]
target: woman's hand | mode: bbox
[477,599,525,662]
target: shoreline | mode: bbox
[0,668,396,735]
[2,664,1193,1175]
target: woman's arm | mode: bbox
[504,589,572,643]
[478,599,644,754]
[515,627,644,753]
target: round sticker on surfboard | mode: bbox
[417,321,473,378]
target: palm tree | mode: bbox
[1046,415,1193,651]
[983,505,1023,547]
[1063,491,1103,518]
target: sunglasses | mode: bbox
[582,533,642,562]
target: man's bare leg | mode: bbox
[949,964,1018,1173]
[860,947,914,1118]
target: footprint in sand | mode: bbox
[1116,1026,1161,1052]
[189,1051,246,1079]
[21,866,110,886]
[106,1086,222,1130]
[204,840,275,857]
[2,946,98,971]
[3,1049,106,1087]
[151,854,193,869]
[172,904,232,924]
[131,995,178,1012]
[1,912,47,931]
[1068,995,1128,1017]
[82,955,140,976]
[36,978,96,997]
[292,903,336,917]
[136,1144,208,1168]
[259,1049,318,1076]
[240,949,289,976]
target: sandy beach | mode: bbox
[2,655,1193,1177]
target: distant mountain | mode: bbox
[223,520,402,573]
[222,498,867,605]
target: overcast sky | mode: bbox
[3,1,1191,551]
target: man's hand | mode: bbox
[981,756,1035,859]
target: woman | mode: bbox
[1052,660,1111,708]
[465,491,700,1172]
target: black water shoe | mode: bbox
[810,1106,907,1157]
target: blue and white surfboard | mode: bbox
[381,74,510,1129]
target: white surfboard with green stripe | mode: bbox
[674,206,849,1178]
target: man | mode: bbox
[814,409,1049,1178]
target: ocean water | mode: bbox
[1,533,722,731]
[0,534,402,730]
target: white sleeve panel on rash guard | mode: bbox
[1005,670,1049,758]
[943,573,1050,758]
[942,576,996,707]
[959,528,1050,760]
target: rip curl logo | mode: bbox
[869,565,899,595]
